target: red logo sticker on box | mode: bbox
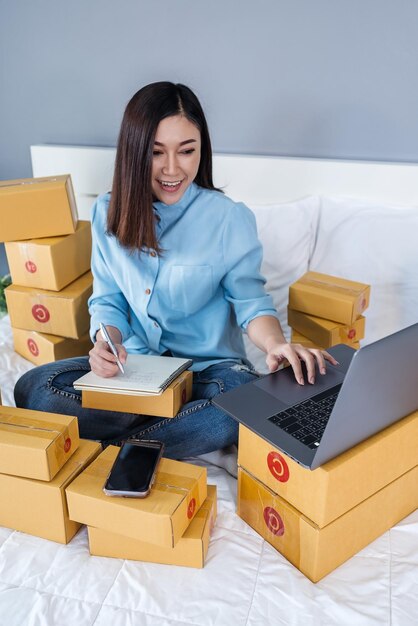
[187,498,196,519]
[32,304,50,323]
[267,451,290,482]
[64,437,71,453]
[25,260,37,274]
[348,328,356,340]
[263,506,285,536]
[27,338,39,356]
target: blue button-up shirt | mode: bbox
[88,182,278,371]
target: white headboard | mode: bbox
[31,144,418,220]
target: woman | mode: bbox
[14,82,335,458]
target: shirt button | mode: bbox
[145,288,151,295]
[150,251,157,257]
[153,321,159,328]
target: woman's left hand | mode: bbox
[266,342,339,385]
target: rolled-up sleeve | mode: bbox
[88,198,133,343]
[221,202,278,330]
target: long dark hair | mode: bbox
[108,82,220,252]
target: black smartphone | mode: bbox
[103,439,164,498]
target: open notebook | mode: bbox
[73,355,192,396]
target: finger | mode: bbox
[89,349,117,370]
[266,353,283,373]
[296,347,316,384]
[284,347,304,385]
[323,350,339,366]
[309,348,326,375]
[117,345,128,364]
[90,358,119,378]
[89,351,120,377]
[92,365,118,378]
[93,340,110,352]
[94,345,120,364]
[90,341,115,360]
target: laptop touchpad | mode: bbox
[254,364,346,405]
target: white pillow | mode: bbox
[310,196,418,345]
[244,196,320,372]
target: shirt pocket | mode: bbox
[169,265,214,315]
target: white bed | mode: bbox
[0,147,417,626]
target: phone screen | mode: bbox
[105,441,163,494]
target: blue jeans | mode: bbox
[13,357,259,459]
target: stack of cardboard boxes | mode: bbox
[0,404,217,568]
[66,445,217,568]
[237,415,418,581]
[0,175,93,365]
[236,270,418,581]
[287,271,370,350]
[0,405,101,543]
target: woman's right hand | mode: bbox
[89,338,128,378]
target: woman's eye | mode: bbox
[153,150,163,156]
[181,149,195,155]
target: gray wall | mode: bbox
[1,0,418,272]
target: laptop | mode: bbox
[212,323,418,469]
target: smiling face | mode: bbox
[151,115,201,205]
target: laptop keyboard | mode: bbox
[267,384,342,450]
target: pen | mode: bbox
[99,322,125,374]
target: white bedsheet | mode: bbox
[0,315,33,407]
[1,315,418,626]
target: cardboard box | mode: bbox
[66,446,207,548]
[290,330,323,350]
[237,465,418,582]
[12,327,92,365]
[288,271,370,325]
[288,308,365,348]
[238,412,418,527]
[0,405,80,481]
[87,485,217,568]
[5,271,92,339]
[0,439,101,543]
[5,221,91,291]
[81,370,193,418]
[290,330,360,351]
[0,175,78,242]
